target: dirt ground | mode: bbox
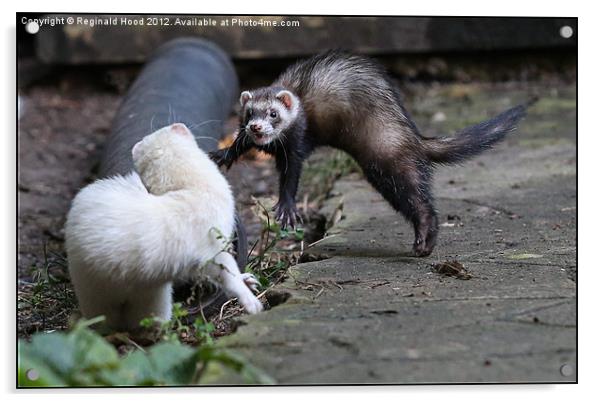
[18,80,118,335]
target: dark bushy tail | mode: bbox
[424,101,533,164]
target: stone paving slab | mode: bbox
[209,85,576,385]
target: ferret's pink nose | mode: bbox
[250,124,262,133]
[171,123,189,135]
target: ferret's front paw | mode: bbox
[241,272,261,293]
[273,202,302,229]
[412,238,434,257]
[239,294,264,314]
[209,149,234,169]
[208,149,223,164]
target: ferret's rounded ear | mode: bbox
[131,141,141,159]
[240,91,253,107]
[171,123,191,137]
[276,90,295,110]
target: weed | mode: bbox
[18,245,76,336]
[139,302,215,345]
[244,198,304,292]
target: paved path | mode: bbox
[211,84,576,384]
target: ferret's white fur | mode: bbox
[65,123,262,331]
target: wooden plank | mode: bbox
[33,15,577,64]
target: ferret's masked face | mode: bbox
[239,89,298,146]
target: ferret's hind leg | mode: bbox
[70,268,127,330]
[77,293,125,331]
[363,158,438,257]
[121,283,173,330]
[409,187,439,257]
[211,252,263,314]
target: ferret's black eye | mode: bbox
[270,110,278,119]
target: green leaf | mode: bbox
[18,318,275,386]
[196,346,276,385]
[115,350,156,385]
[139,317,155,328]
[146,342,198,385]
[258,276,270,288]
[24,332,77,375]
[18,343,68,387]
[71,327,119,370]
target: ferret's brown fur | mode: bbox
[212,51,529,256]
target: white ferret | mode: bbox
[65,123,263,331]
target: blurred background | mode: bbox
[18,15,576,87]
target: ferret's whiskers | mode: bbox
[193,135,219,143]
[277,136,289,175]
[234,132,243,156]
[172,106,176,124]
[150,114,156,132]
[167,103,179,125]
[187,119,223,131]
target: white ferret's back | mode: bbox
[65,123,262,331]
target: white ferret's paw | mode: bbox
[238,272,263,314]
[239,294,264,314]
[241,272,261,293]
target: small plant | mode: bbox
[193,319,215,346]
[244,198,305,291]
[140,302,212,344]
[18,246,76,336]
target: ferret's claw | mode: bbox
[274,202,301,230]
[208,150,223,164]
[209,149,234,169]
[238,273,263,314]
[241,272,261,293]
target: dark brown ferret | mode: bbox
[211,50,530,256]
